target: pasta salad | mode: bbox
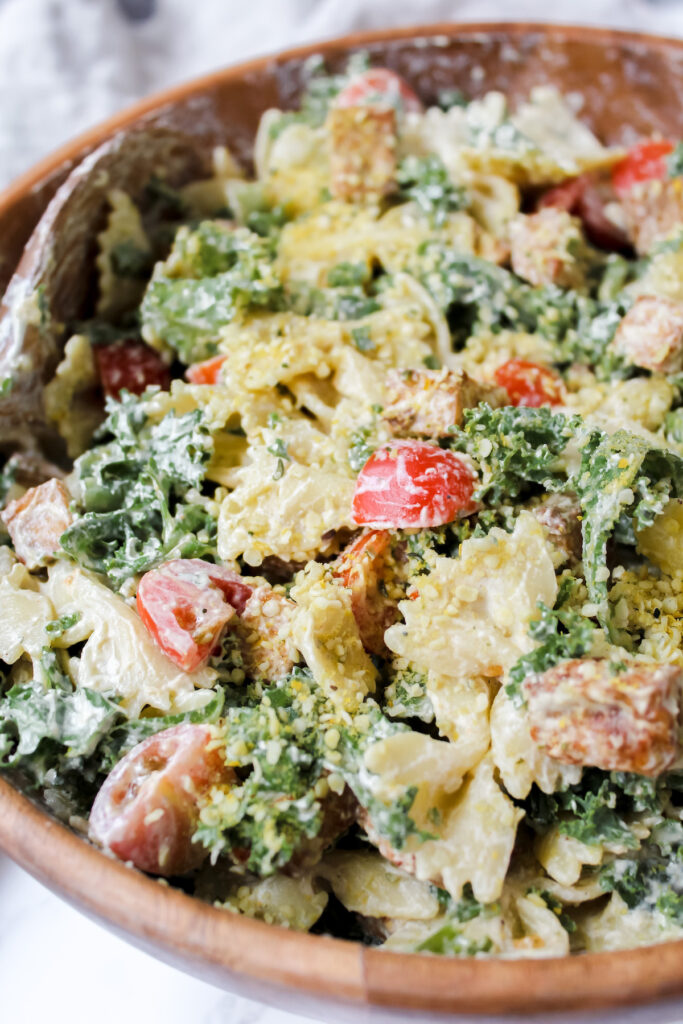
[4,54,683,958]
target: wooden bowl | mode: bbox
[2,21,683,1019]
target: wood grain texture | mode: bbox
[2,21,683,1017]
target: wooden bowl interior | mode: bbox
[2,21,683,1018]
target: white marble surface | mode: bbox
[4,2,683,1023]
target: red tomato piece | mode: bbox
[137,559,253,672]
[88,723,235,876]
[539,174,630,251]
[186,354,226,385]
[95,340,170,397]
[493,359,564,409]
[351,441,477,529]
[611,140,675,197]
[335,68,423,114]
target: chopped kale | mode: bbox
[0,679,123,783]
[506,578,594,701]
[195,669,419,874]
[526,887,577,933]
[45,612,82,637]
[348,406,382,473]
[413,244,628,374]
[327,262,371,288]
[141,224,283,363]
[350,325,375,352]
[267,51,371,140]
[524,770,650,849]
[451,404,579,505]
[335,293,382,321]
[417,924,493,956]
[246,204,289,238]
[667,142,683,179]
[0,456,16,508]
[266,437,291,480]
[573,428,683,634]
[383,665,434,723]
[422,354,440,370]
[60,392,216,588]
[110,240,153,279]
[665,408,683,446]
[396,155,467,227]
[600,821,683,926]
[437,87,467,110]
[143,174,188,219]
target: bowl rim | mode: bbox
[3,19,683,1017]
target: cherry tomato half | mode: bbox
[611,140,675,198]
[539,174,629,251]
[89,723,234,876]
[493,359,564,409]
[95,340,170,397]
[186,354,227,385]
[335,68,423,114]
[137,559,253,672]
[351,441,477,529]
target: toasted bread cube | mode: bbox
[327,106,397,203]
[531,493,582,568]
[509,208,588,289]
[383,368,507,439]
[523,658,681,776]
[612,295,683,373]
[1,478,72,569]
[621,177,683,255]
[233,585,297,681]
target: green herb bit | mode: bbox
[60,396,216,588]
[350,326,376,353]
[524,770,647,849]
[506,580,594,702]
[574,428,683,635]
[667,142,683,179]
[45,612,82,637]
[110,240,153,279]
[422,354,440,370]
[417,923,493,957]
[451,405,578,505]
[327,261,371,288]
[396,154,467,227]
[526,888,577,933]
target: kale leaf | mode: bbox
[0,680,122,775]
[417,924,493,956]
[413,244,629,374]
[60,392,216,588]
[384,665,434,723]
[573,428,683,635]
[506,578,594,701]
[451,404,579,504]
[141,223,283,363]
[396,155,466,227]
[600,819,683,925]
[194,670,425,873]
[524,770,651,849]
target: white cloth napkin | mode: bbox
[1,0,683,187]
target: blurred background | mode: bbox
[2,0,683,188]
